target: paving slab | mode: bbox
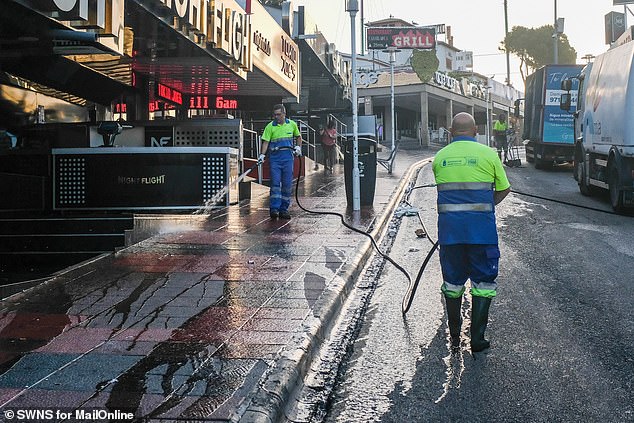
[0,149,434,422]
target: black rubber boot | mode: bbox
[470,296,492,353]
[444,296,462,349]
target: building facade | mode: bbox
[354,17,522,147]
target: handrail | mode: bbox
[296,119,319,167]
[242,128,262,184]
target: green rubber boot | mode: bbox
[444,295,462,349]
[470,296,492,353]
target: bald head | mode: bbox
[450,112,477,138]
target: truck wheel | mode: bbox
[575,146,594,196]
[577,160,592,196]
[608,161,625,213]
[534,157,550,170]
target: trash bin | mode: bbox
[344,137,377,206]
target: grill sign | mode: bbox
[367,27,436,50]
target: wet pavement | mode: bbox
[0,149,432,422]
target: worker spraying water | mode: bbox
[258,104,303,220]
[431,112,510,353]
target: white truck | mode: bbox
[561,38,634,213]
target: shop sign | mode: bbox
[188,96,239,109]
[248,0,299,99]
[357,71,382,88]
[467,82,486,100]
[145,126,174,147]
[156,83,184,106]
[154,0,252,77]
[25,0,125,54]
[281,36,298,81]
[253,30,272,56]
[433,71,461,94]
[215,96,238,109]
[367,27,436,50]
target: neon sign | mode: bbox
[215,97,238,109]
[156,83,183,106]
[188,96,238,110]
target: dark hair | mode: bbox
[327,119,335,129]
[273,104,286,114]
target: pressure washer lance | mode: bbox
[196,145,299,213]
[195,157,264,214]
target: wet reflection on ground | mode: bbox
[0,153,428,419]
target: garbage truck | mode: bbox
[560,38,634,213]
[522,64,583,168]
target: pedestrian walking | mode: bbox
[493,112,509,163]
[319,120,337,174]
[258,104,303,220]
[432,112,511,353]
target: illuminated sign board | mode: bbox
[156,83,183,106]
[189,96,239,110]
[367,27,436,50]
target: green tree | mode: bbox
[410,49,439,83]
[502,25,577,86]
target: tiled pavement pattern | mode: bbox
[0,150,433,422]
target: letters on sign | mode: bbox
[281,36,297,81]
[156,83,183,106]
[215,96,238,109]
[157,0,252,72]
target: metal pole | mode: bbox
[504,0,510,86]
[347,0,360,211]
[553,0,558,64]
[389,48,396,151]
[360,0,365,57]
[485,89,490,147]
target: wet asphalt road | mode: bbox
[320,159,634,422]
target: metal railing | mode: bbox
[296,119,319,167]
[429,128,450,146]
[242,127,262,184]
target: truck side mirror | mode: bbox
[561,79,572,91]
[560,93,571,111]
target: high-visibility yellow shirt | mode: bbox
[493,120,508,132]
[432,136,510,244]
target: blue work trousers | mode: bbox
[439,244,500,298]
[269,154,294,212]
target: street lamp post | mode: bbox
[346,0,360,211]
[383,47,400,152]
[553,0,558,64]
[504,0,510,85]
[485,86,492,147]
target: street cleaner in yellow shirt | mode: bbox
[432,112,511,353]
[259,104,303,220]
[493,112,509,163]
